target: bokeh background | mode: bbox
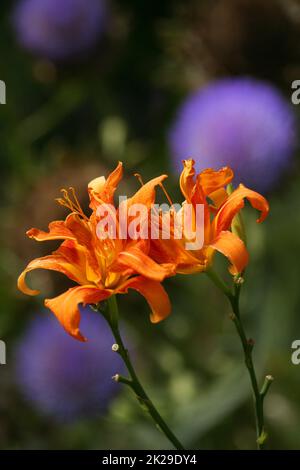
[1,0,300,450]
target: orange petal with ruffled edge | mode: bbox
[65,213,92,247]
[150,237,202,268]
[45,286,111,341]
[198,167,234,196]
[213,184,269,236]
[125,174,168,210]
[17,244,89,296]
[117,276,171,323]
[88,162,123,208]
[208,188,228,212]
[56,239,87,268]
[179,159,196,203]
[55,239,97,283]
[64,214,101,282]
[106,161,123,190]
[210,230,249,275]
[26,220,74,242]
[113,246,175,282]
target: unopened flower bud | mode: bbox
[234,275,245,285]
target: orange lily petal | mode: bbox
[64,214,101,282]
[210,230,249,275]
[27,221,74,242]
[56,239,87,266]
[179,159,196,203]
[198,167,234,196]
[118,276,171,323]
[114,246,175,282]
[88,162,123,208]
[207,188,228,211]
[106,161,123,192]
[125,174,168,209]
[150,238,202,268]
[17,246,89,296]
[213,184,269,235]
[65,213,92,247]
[45,286,111,341]
[55,239,94,283]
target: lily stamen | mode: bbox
[56,187,88,220]
[134,173,144,186]
[159,182,174,208]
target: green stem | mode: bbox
[228,290,265,449]
[260,375,274,402]
[207,270,272,450]
[206,268,231,297]
[101,295,185,451]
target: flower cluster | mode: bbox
[150,159,268,275]
[12,0,108,60]
[18,161,269,340]
[15,307,125,421]
[18,163,175,340]
[169,78,296,192]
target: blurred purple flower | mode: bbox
[15,307,125,421]
[12,0,108,60]
[169,78,297,192]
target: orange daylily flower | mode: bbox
[18,163,175,341]
[150,159,269,276]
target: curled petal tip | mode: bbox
[19,285,40,296]
[44,297,86,341]
[150,310,171,323]
[17,271,40,296]
[256,201,270,224]
[182,158,195,166]
[44,286,111,342]
[26,228,37,238]
[73,329,87,342]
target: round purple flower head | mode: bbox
[12,0,108,60]
[15,307,125,421]
[169,78,297,192]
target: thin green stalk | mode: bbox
[100,295,185,451]
[207,270,273,449]
[228,289,265,449]
[206,268,231,297]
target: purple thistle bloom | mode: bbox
[12,0,108,60]
[15,307,125,422]
[169,78,297,192]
